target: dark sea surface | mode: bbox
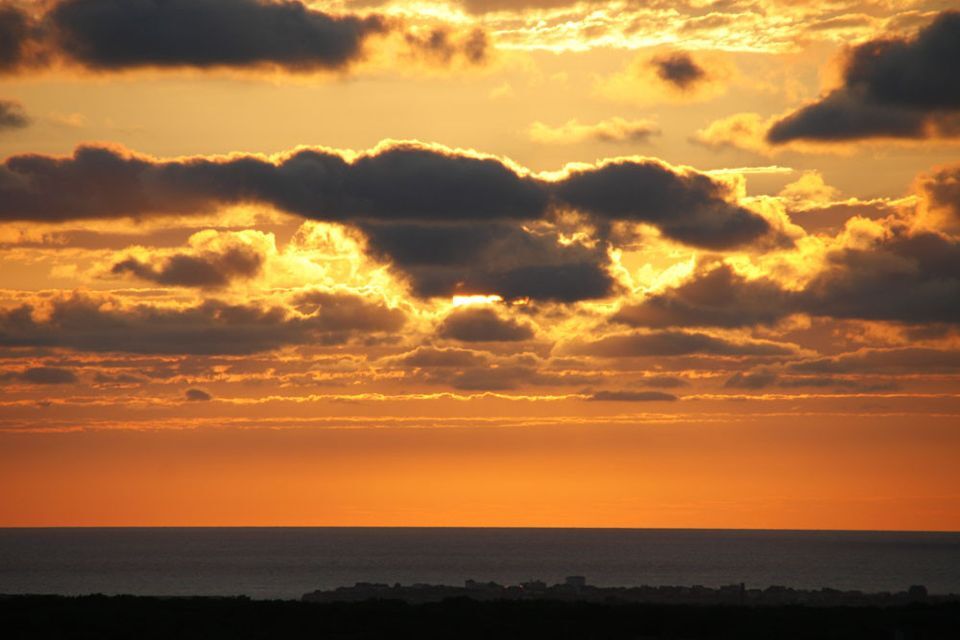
[1,528,958,600]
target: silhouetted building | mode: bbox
[521,580,546,592]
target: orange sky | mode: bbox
[1,0,959,530]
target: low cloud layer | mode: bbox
[0,98,28,131]
[616,265,790,329]
[586,390,678,402]
[438,307,535,342]
[0,291,405,355]
[1,366,78,385]
[618,227,960,328]
[562,330,795,358]
[111,235,266,289]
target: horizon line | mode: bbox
[2,525,958,534]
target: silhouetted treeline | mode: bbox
[3,595,960,639]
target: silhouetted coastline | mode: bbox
[4,593,960,639]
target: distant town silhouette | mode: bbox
[304,576,952,607]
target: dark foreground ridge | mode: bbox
[304,576,957,607]
[3,594,960,639]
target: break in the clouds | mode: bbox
[768,11,960,143]
[0,99,28,131]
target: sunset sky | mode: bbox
[1,0,959,530]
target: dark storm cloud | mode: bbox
[444,362,594,391]
[615,264,791,328]
[0,143,773,291]
[291,290,407,334]
[768,11,960,142]
[447,365,534,391]
[111,245,264,289]
[0,4,33,72]
[0,98,29,130]
[362,221,618,302]
[554,160,772,249]
[480,261,618,302]
[385,347,592,391]
[723,369,779,389]
[650,52,707,90]
[438,307,535,342]
[1,366,79,385]
[799,231,960,324]
[0,292,405,355]
[0,144,548,223]
[724,369,885,391]
[392,346,489,368]
[0,139,776,314]
[777,376,866,390]
[636,374,688,388]
[768,90,936,142]
[586,390,678,402]
[921,164,960,225]
[565,330,795,358]
[184,388,212,401]
[42,0,385,71]
[0,0,501,75]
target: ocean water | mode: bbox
[1,528,958,600]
